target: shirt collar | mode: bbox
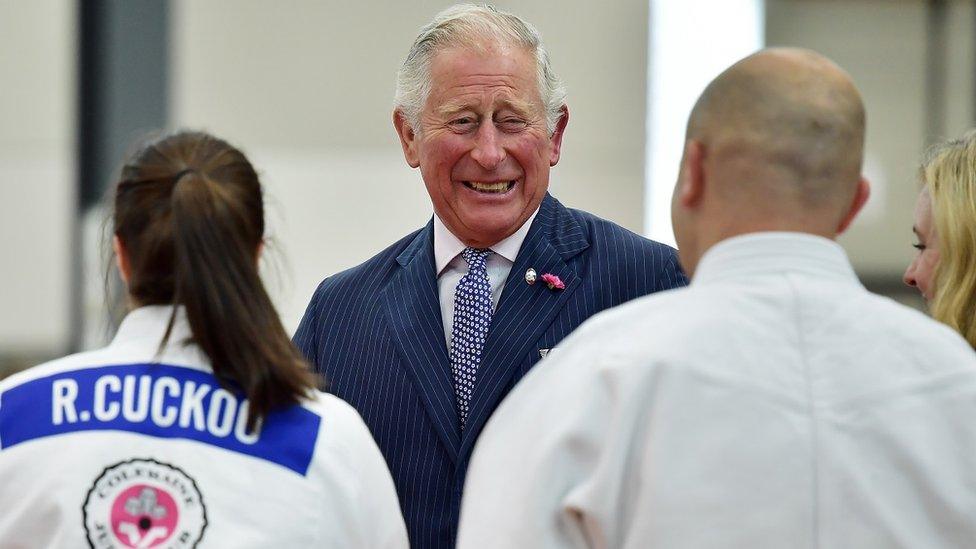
[433,208,539,275]
[110,305,192,348]
[692,231,862,287]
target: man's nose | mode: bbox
[470,122,506,169]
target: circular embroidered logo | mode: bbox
[83,458,207,548]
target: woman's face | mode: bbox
[903,187,941,302]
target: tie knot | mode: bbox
[461,247,492,273]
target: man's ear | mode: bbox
[835,176,870,235]
[393,109,421,168]
[549,105,570,167]
[677,140,706,209]
[112,235,131,285]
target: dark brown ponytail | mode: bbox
[113,131,317,430]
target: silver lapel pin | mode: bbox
[525,268,538,285]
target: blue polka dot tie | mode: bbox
[450,247,493,429]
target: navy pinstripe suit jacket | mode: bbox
[294,194,687,548]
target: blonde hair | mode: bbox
[921,129,976,348]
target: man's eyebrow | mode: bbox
[912,226,920,236]
[435,102,473,117]
[496,98,535,115]
[435,98,539,118]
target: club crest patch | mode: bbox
[83,458,207,548]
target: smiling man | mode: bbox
[395,40,558,250]
[293,5,685,548]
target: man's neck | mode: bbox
[432,208,539,274]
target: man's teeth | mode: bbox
[467,181,514,193]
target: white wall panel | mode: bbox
[0,0,74,354]
[171,0,651,331]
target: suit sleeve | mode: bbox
[658,247,689,292]
[293,280,326,367]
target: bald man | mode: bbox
[457,49,976,548]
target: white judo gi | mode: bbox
[0,306,408,548]
[458,232,976,549]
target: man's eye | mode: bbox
[449,118,477,130]
[497,118,528,132]
[912,242,925,251]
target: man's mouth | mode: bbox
[462,180,517,194]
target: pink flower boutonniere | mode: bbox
[541,273,565,291]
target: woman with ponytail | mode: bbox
[0,131,408,548]
[904,130,976,349]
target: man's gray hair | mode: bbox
[394,4,567,135]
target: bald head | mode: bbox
[671,48,870,277]
[687,48,865,211]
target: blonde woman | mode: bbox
[904,130,976,348]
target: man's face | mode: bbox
[396,44,566,248]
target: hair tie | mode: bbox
[173,168,195,183]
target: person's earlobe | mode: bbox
[678,140,706,208]
[836,177,871,235]
[549,105,570,167]
[112,235,131,285]
[393,109,421,168]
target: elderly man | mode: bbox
[293,5,684,548]
[458,49,976,548]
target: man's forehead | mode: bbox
[428,44,536,84]
[431,40,531,66]
[434,95,537,116]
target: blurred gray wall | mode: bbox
[170,0,652,330]
[767,0,975,285]
[0,0,74,365]
[1,0,973,374]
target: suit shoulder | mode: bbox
[294,227,428,356]
[566,206,678,258]
[563,205,686,289]
[312,227,424,298]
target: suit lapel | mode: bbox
[380,221,461,461]
[460,195,590,455]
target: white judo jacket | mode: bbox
[458,232,976,549]
[0,306,408,548]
